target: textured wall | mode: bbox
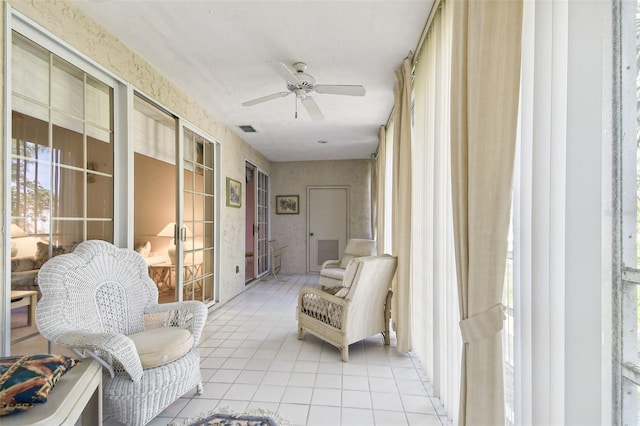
[4,0,271,304]
[271,159,372,274]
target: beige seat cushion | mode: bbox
[128,327,193,369]
[320,268,346,281]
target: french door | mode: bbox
[6,30,116,355]
[255,169,269,277]
[245,161,269,281]
[182,128,216,303]
[133,95,217,304]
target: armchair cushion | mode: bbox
[320,267,346,282]
[129,328,193,369]
[10,257,36,273]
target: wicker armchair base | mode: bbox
[104,349,202,426]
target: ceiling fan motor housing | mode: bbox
[288,80,315,93]
[287,62,314,93]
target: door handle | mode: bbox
[309,232,314,236]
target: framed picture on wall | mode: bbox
[276,195,299,214]
[226,177,242,208]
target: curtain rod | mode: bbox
[383,0,442,128]
[413,0,442,67]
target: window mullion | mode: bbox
[622,266,640,283]
[622,362,640,387]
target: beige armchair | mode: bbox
[318,238,376,289]
[36,240,207,426]
[297,255,397,362]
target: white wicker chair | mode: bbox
[298,255,397,362]
[35,240,207,426]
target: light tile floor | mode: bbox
[11,273,449,425]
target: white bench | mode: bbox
[10,290,38,326]
[3,359,102,426]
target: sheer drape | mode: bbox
[375,126,387,254]
[391,56,413,353]
[411,1,460,420]
[371,152,377,241]
[450,0,523,424]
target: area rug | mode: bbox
[170,406,289,426]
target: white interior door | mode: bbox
[307,187,349,272]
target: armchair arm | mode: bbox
[145,300,208,344]
[299,286,348,305]
[321,259,341,269]
[53,331,143,381]
[298,287,350,329]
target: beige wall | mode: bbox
[271,159,372,274]
[133,153,176,256]
[2,0,272,304]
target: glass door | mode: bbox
[8,31,115,355]
[133,94,179,304]
[182,128,215,303]
[256,169,269,277]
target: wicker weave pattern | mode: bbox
[301,293,343,328]
[36,240,207,425]
[104,350,202,425]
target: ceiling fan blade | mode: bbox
[301,96,324,121]
[272,62,301,86]
[315,84,366,96]
[242,91,291,106]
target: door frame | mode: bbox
[306,186,350,272]
[180,123,220,306]
[245,160,270,281]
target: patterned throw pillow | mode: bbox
[0,354,78,416]
[33,242,66,269]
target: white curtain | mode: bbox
[375,126,386,253]
[391,56,413,353]
[450,0,523,424]
[411,1,460,421]
[371,156,377,241]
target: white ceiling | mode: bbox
[73,1,433,162]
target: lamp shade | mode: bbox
[157,222,175,238]
[10,224,27,238]
[157,223,193,238]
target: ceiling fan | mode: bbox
[241,61,366,121]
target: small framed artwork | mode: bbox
[226,177,242,208]
[276,195,299,214]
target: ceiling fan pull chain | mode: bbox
[295,97,298,119]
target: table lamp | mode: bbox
[157,222,192,264]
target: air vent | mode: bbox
[238,125,256,133]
